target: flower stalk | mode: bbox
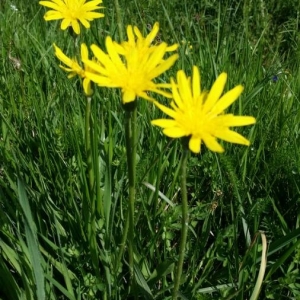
[85,97,94,194]
[85,97,99,268]
[124,105,137,283]
[172,146,189,299]
[114,104,137,280]
[113,0,124,41]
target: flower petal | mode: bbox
[81,43,88,61]
[153,101,177,119]
[189,136,201,153]
[148,54,179,79]
[219,115,256,127]
[83,78,93,96]
[163,127,186,138]
[61,18,70,30]
[85,71,116,87]
[79,18,90,28]
[39,1,62,10]
[192,65,201,98]
[204,72,227,113]
[71,20,80,34]
[212,85,244,114]
[202,133,224,153]
[53,44,72,67]
[123,90,136,103]
[177,70,192,103]
[214,129,251,145]
[146,22,159,44]
[151,119,177,128]
[44,10,63,20]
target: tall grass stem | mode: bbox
[114,0,124,41]
[172,147,189,299]
[85,97,94,195]
[126,108,137,284]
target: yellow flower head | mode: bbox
[39,0,104,35]
[54,43,93,95]
[83,22,179,104]
[151,66,256,153]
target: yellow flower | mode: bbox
[39,0,104,35]
[151,66,256,153]
[54,43,93,95]
[84,22,179,104]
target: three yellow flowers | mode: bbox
[40,0,256,154]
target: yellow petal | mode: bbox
[189,136,201,153]
[137,91,154,101]
[59,66,75,74]
[150,88,172,99]
[106,37,126,71]
[215,129,250,145]
[171,78,184,109]
[177,69,192,103]
[81,43,88,61]
[126,25,135,44]
[82,0,103,9]
[71,20,80,34]
[83,78,93,96]
[166,44,179,52]
[204,72,227,113]
[220,115,256,127]
[163,127,186,138]
[79,18,90,28]
[212,85,244,114]
[112,42,126,55]
[148,54,178,79]
[54,44,72,67]
[39,1,61,10]
[90,44,112,69]
[44,10,63,20]
[146,43,168,71]
[85,71,116,86]
[202,133,224,153]
[153,101,177,119]
[84,12,104,19]
[123,90,136,103]
[61,18,70,30]
[156,83,172,89]
[151,119,177,128]
[192,66,201,98]
[133,26,143,40]
[146,22,159,44]
[83,59,108,75]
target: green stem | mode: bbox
[85,97,94,194]
[172,148,189,299]
[113,0,124,41]
[125,107,137,283]
[114,207,130,274]
[85,97,100,279]
[94,102,103,218]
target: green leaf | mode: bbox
[134,264,153,299]
[18,179,45,300]
[148,260,174,287]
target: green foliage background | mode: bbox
[0,0,299,299]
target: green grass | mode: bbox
[0,0,300,299]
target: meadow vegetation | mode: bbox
[0,0,299,299]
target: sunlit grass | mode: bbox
[0,0,299,299]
